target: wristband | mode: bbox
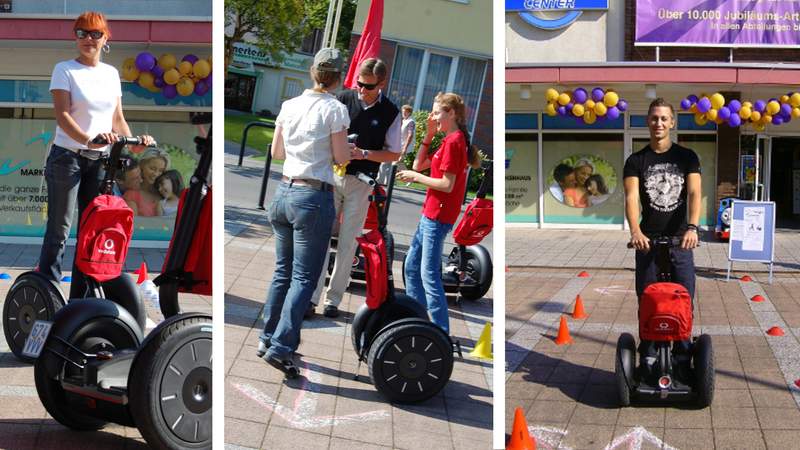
[687,224,698,232]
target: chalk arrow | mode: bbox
[604,426,678,450]
[232,361,388,429]
[594,285,635,296]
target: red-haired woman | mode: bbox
[40,11,154,297]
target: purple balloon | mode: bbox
[754,100,766,112]
[591,88,605,102]
[566,102,574,112]
[772,115,784,125]
[617,99,628,112]
[781,103,792,116]
[680,98,692,110]
[728,113,742,127]
[557,105,567,116]
[205,73,212,86]
[182,54,199,65]
[718,106,731,120]
[697,97,712,113]
[163,84,177,99]
[154,76,165,88]
[606,106,620,120]
[194,80,209,96]
[135,52,156,72]
[728,99,741,112]
[687,94,698,103]
[573,88,588,104]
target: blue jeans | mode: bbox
[404,216,453,334]
[38,145,103,298]
[261,182,335,359]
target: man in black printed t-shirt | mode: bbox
[623,98,701,374]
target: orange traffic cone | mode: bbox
[507,407,536,450]
[577,271,590,278]
[135,262,149,285]
[554,315,573,345]
[572,295,588,319]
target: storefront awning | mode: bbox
[0,18,211,44]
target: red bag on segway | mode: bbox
[363,185,386,231]
[161,188,212,295]
[639,282,692,341]
[453,198,493,246]
[356,229,388,309]
[75,195,134,282]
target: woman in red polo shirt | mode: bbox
[396,92,481,334]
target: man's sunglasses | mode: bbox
[356,80,378,90]
[75,29,104,40]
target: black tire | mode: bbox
[458,245,493,301]
[693,334,715,407]
[385,231,395,267]
[129,316,212,450]
[158,280,181,319]
[368,319,453,403]
[351,295,429,356]
[34,314,141,430]
[3,272,65,363]
[615,333,636,407]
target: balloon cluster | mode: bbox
[680,92,800,131]
[544,87,628,124]
[122,53,212,98]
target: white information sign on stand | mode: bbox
[727,200,776,283]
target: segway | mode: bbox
[26,122,212,450]
[615,237,714,407]
[3,151,145,363]
[399,163,494,302]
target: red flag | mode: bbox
[343,0,384,89]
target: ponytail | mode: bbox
[457,121,482,169]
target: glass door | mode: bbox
[739,135,770,201]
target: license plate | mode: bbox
[22,320,53,359]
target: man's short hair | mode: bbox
[648,98,675,118]
[401,104,413,114]
[358,58,387,82]
[553,163,573,183]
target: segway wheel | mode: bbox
[158,280,181,319]
[3,272,65,363]
[693,334,715,407]
[458,245,493,301]
[615,333,636,407]
[35,313,141,430]
[129,316,212,450]
[368,319,453,403]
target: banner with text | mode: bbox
[635,0,800,47]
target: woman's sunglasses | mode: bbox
[75,29,104,40]
[356,80,378,90]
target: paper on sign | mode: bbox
[742,207,764,252]
[731,219,744,239]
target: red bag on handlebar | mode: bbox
[453,198,493,246]
[356,229,388,309]
[639,282,692,341]
[161,188,212,295]
[75,195,134,282]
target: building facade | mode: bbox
[506,0,800,230]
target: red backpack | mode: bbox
[356,229,388,309]
[639,282,692,341]
[161,188,213,295]
[75,195,134,282]
[453,198,493,246]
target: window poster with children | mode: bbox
[0,118,202,242]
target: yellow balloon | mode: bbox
[557,93,570,106]
[742,101,752,108]
[594,102,607,116]
[176,77,195,96]
[603,91,619,107]
[780,95,790,104]
[158,53,177,71]
[585,99,595,110]
[754,123,766,132]
[790,93,800,107]
[739,106,752,120]
[690,104,698,113]
[545,103,557,117]
[710,93,725,110]
[714,117,724,125]
[138,72,155,89]
[583,109,597,124]
[572,104,585,117]
[792,107,800,119]
[706,109,718,121]
[750,111,761,122]
[164,68,180,85]
[146,85,161,93]
[762,114,772,124]
[121,57,139,82]
[545,88,559,102]
[178,61,193,76]
[694,113,707,126]
[766,101,780,115]
[193,59,211,79]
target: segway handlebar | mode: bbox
[626,236,700,249]
[91,136,158,147]
[92,136,157,195]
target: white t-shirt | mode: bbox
[401,117,416,153]
[277,89,350,185]
[50,59,122,150]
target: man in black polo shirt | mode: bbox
[623,97,701,375]
[311,58,402,318]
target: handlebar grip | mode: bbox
[90,136,157,147]
[355,172,376,187]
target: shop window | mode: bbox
[542,133,625,225]
[299,28,323,55]
[387,46,424,109]
[678,134,717,226]
[281,77,304,103]
[453,56,487,129]
[630,115,648,128]
[420,54,453,113]
[678,113,717,131]
[506,133,539,223]
[542,114,624,130]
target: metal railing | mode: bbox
[237,121,276,209]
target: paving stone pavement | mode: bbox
[506,263,800,450]
[224,203,494,449]
[0,243,212,449]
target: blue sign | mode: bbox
[506,0,609,30]
[728,200,775,263]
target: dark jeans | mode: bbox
[38,145,103,298]
[635,246,695,360]
[261,182,335,359]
